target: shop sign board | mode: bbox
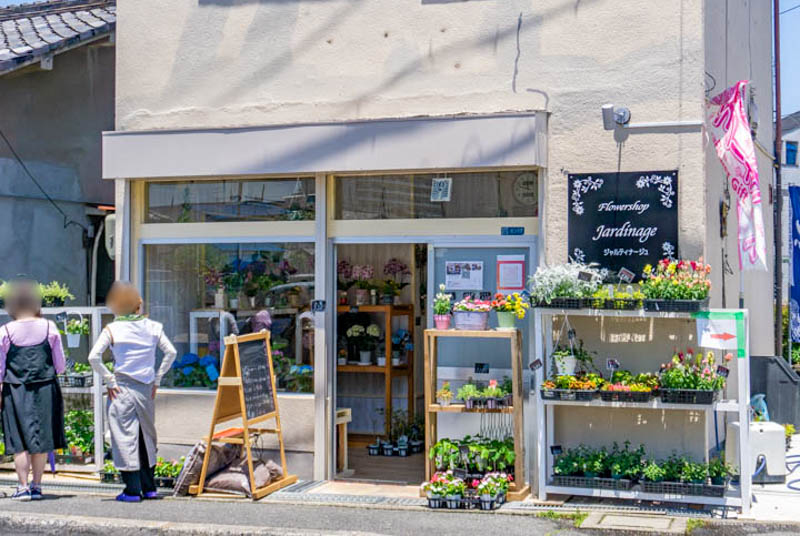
[568,170,678,280]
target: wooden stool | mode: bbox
[335,408,353,476]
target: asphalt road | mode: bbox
[0,493,588,536]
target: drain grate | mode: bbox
[265,492,426,507]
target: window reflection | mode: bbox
[143,242,315,393]
[146,178,315,223]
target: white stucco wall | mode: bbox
[704,0,774,355]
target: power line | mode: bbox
[781,3,800,15]
[0,126,88,234]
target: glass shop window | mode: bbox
[334,170,538,220]
[145,178,315,223]
[143,242,315,393]
[787,142,798,167]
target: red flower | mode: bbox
[471,479,480,488]
[508,474,514,482]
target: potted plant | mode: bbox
[39,281,75,307]
[383,258,410,305]
[390,329,411,366]
[64,315,89,349]
[346,324,380,364]
[452,296,492,330]
[707,456,733,489]
[659,349,729,404]
[421,474,447,508]
[442,472,467,509]
[436,381,453,406]
[243,272,260,309]
[154,456,185,488]
[409,415,425,453]
[381,438,395,456]
[0,280,7,309]
[482,380,505,409]
[786,424,796,451]
[590,285,645,310]
[457,383,481,409]
[337,348,348,366]
[367,439,380,456]
[432,284,452,329]
[491,292,530,329]
[641,259,711,312]
[528,262,602,308]
[100,460,120,483]
[540,373,602,401]
[641,459,666,493]
[67,362,94,388]
[680,460,708,495]
[203,266,225,308]
[476,475,499,510]
[222,272,244,309]
[348,264,374,306]
[551,346,577,376]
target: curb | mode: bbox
[0,510,382,536]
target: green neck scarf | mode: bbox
[115,314,145,322]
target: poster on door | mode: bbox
[497,255,525,292]
[445,261,484,290]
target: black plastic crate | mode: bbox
[551,475,631,490]
[643,298,709,313]
[702,483,725,497]
[535,297,586,309]
[540,389,596,401]
[660,389,718,405]
[595,477,632,490]
[155,476,175,488]
[67,373,93,388]
[649,481,706,496]
[100,472,121,484]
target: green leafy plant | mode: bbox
[222,272,244,294]
[433,284,452,315]
[429,436,515,474]
[707,456,733,483]
[482,379,505,398]
[39,281,75,305]
[680,461,708,484]
[456,383,481,402]
[103,460,118,474]
[72,362,91,374]
[436,382,453,403]
[64,410,93,455]
[642,460,666,482]
[154,456,185,478]
[65,318,90,335]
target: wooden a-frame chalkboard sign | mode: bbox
[189,330,298,500]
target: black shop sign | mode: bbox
[567,170,678,280]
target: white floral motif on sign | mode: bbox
[635,173,675,208]
[662,242,675,259]
[571,176,604,215]
[571,248,586,263]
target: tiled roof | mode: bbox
[0,1,114,75]
[784,111,800,135]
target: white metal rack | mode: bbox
[1,307,110,472]
[533,308,751,514]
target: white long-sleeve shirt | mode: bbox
[88,318,177,389]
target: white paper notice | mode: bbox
[445,261,484,290]
[497,255,525,291]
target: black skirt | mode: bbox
[1,380,66,455]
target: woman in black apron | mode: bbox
[0,280,66,500]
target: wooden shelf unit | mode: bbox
[336,304,414,437]
[423,328,529,501]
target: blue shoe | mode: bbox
[115,492,142,503]
[11,487,31,501]
[30,484,42,501]
[142,491,159,500]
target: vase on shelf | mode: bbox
[214,289,225,309]
[359,350,372,364]
[496,311,516,330]
[434,314,451,330]
[229,297,239,310]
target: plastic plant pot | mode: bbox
[496,311,516,330]
[434,314,451,330]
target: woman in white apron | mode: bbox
[88,282,177,502]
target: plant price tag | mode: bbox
[550,445,563,456]
[529,358,543,371]
[577,271,594,282]
[606,358,620,371]
[479,291,493,300]
[618,267,635,283]
[716,365,730,378]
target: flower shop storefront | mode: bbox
[104,113,547,484]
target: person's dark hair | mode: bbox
[6,280,42,320]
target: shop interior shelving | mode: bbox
[533,307,751,514]
[423,328,530,501]
[337,304,414,437]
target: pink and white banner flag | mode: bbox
[707,80,768,272]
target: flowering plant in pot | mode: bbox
[641,259,711,311]
[528,262,603,308]
[346,324,380,363]
[456,383,481,409]
[432,284,452,329]
[436,381,454,406]
[452,296,491,330]
[441,472,467,509]
[659,349,730,404]
[383,258,409,304]
[348,264,374,305]
[222,272,244,309]
[482,380,506,409]
[421,473,447,507]
[64,316,89,348]
[491,292,529,329]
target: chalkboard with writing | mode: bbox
[237,338,276,420]
[568,171,678,280]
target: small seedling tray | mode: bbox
[540,389,596,402]
[659,389,718,405]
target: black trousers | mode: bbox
[120,426,155,496]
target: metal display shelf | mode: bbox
[533,308,751,515]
